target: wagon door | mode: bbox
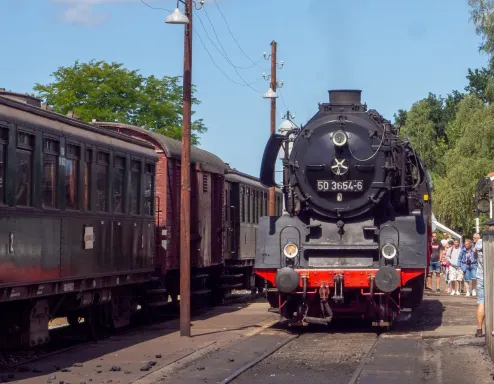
[210,174,224,266]
[223,181,233,260]
[190,165,201,268]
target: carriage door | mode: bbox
[224,183,233,257]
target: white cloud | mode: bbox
[51,0,139,26]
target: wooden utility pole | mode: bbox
[180,0,192,337]
[269,40,277,216]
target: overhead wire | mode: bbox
[193,27,261,91]
[194,12,262,89]
[199,7,262,70]
[278,89,290,112]
[199,7,262,92]
[140,0,171,12]
[138,0,264,93]
[211,0,263,69]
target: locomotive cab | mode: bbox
[255,89,431,327]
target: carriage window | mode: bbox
[96,151,109,212]
[258,191,261,222]
[0,128,7,204]
[0,145,4,204]
[255,191,259,223]
[65,144,79,210]
[130,160,141,214]
[259,191,262,217]
[262,192,268,216]
[84,149,92,210]
[144,163,154,216]
[113,156,125,213]
[253,190,256,224]
[42,138,59,209]
[246,188,251,223]
[16,149,32,206]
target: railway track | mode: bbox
[0,290,265,374]
[154,318,383,384]
[225,327,382,384]
[215,325,422,384]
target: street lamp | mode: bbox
[263,87,277,99]
[165,0,204,338]
[279,114,297,156]
[165,8,189,24]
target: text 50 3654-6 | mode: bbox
[316,180,363,192]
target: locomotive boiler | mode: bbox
[255,90,432,327]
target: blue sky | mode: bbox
[0,0,488,178]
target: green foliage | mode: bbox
[434,95,494,233]
[393,109,408,129]
[33,60,207,145]
[397,92,464,178]
[469,0,494,54]
[400,99,446,175]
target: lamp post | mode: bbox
[166,0,204,338]
[262,43,284,216]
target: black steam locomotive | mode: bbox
[255,90,432,327]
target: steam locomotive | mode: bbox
[255,90,432,327]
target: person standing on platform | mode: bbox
[458,239,477,297]
[428,235,443,292]
[447,239,463,296]
[473,232,484,337]
[441,232,449,248]
[443,239,454,292]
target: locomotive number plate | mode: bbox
[316,180,363,192]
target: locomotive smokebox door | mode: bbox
[84,225,94,250]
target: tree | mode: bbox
[434,95,494,234]
[33,60,207,145]
[400,99,447,177]
[469,0,494,55]
[393,109,408,129]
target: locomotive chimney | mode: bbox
[328,90,362,105]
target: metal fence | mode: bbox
[483,230,494,360]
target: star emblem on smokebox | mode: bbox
[331,158,349,176]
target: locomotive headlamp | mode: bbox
[332,130,348,147]
[283,243,299,259]
[381,243,397,260]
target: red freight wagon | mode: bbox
[93,123,226,302]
